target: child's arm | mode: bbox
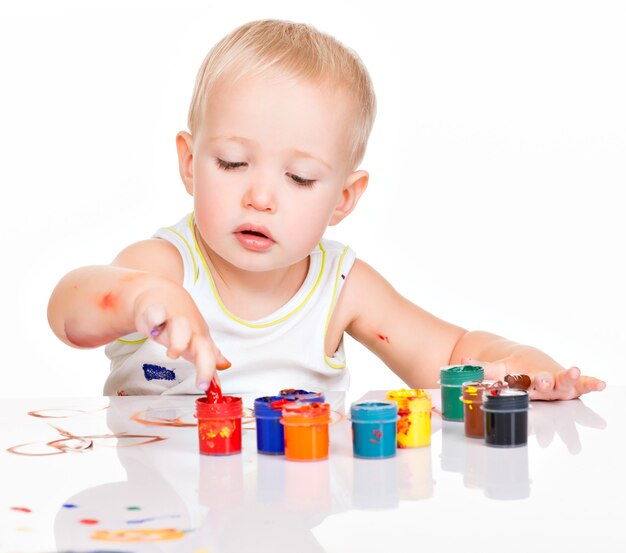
[336,259,605,400]
[47,239,228,389]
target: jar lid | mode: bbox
[279,389,325,403]
[386,389,432,410]
[482,389,529,411]
[439,365,484,385]
[254,395,294,417]
[462,380,508,400]
[281,401,330,420]
[350,401,398,422]
[196,395,243,417]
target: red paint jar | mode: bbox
[196,396,243,455]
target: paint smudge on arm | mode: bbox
[376,333,390,344]
[98,291,118,311]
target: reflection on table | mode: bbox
[1,387,617,553]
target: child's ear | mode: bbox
[176,131,194,196]
[329,170,369,226]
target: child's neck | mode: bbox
[198,239,310,321]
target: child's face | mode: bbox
[183,71,360,273]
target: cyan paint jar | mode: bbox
[439,365,484,421]
[482,389,529,448]
[280,389,325,403]
[350,401,398,459]
[254,396,295,455]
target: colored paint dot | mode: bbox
[127,506,141,511]
[80,518,99,525]
[10,507,32,513]
[63,503,78,509]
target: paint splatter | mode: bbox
[504,373,532,391]
[63,503,78,509]
[376,334,390,343]
[341,274,346,280]
[80,518,100,525]
[142,364,176,381]
[131,410,196,428]
[7,424,165,456]
[369,429,383,444]
[98,291,117,310]
[127,506,141,511]
[91,528,186,542]
[10,507,32,513]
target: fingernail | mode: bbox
[150,322,166,337]
[197,380,210,392]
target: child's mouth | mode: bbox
[235,225,275,251]
[241,230,268,239]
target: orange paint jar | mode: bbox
[280,402,331,461]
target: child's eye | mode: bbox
[287,173,316,187]
[216,159,247,170]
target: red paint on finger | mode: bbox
[376,334,390,343]
[216,360,232,370]
[206,376,223,404]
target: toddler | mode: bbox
[48,19,605,400]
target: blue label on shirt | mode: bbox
[142,363,176,381]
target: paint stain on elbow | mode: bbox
[376,334,390,344]
[98,291,117,311]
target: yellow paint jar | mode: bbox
[386,389,432,448]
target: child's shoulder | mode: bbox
[111,238,184,285]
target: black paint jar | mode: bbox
[482,389,529,448]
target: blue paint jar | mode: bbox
[350,401,398,459]
[280,389,325,403]
[254,396,294,455]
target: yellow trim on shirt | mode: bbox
[117,337,148,345]
[190,214,326,328]
[324,245,350,369]
[166,222,199,284]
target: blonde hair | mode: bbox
[187,19,376,168]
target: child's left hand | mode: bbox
[466,359,606,400]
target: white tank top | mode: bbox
[103,213,356,396]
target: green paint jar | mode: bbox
[439,365,484,421]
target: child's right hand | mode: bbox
[133,293,231,391]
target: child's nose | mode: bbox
[242,178,276,212]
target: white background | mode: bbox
[1,0,624,399]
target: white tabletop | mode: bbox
[0,387,621,553]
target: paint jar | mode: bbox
[195,396,243,455]
[461,380,507,438]
[439,365,484,421]
[280,402,331,461]
[482,389,529,448]
[349,401,398,459]
[386,389,432,448]
[254,396,295,455]
[280,389,325,403]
